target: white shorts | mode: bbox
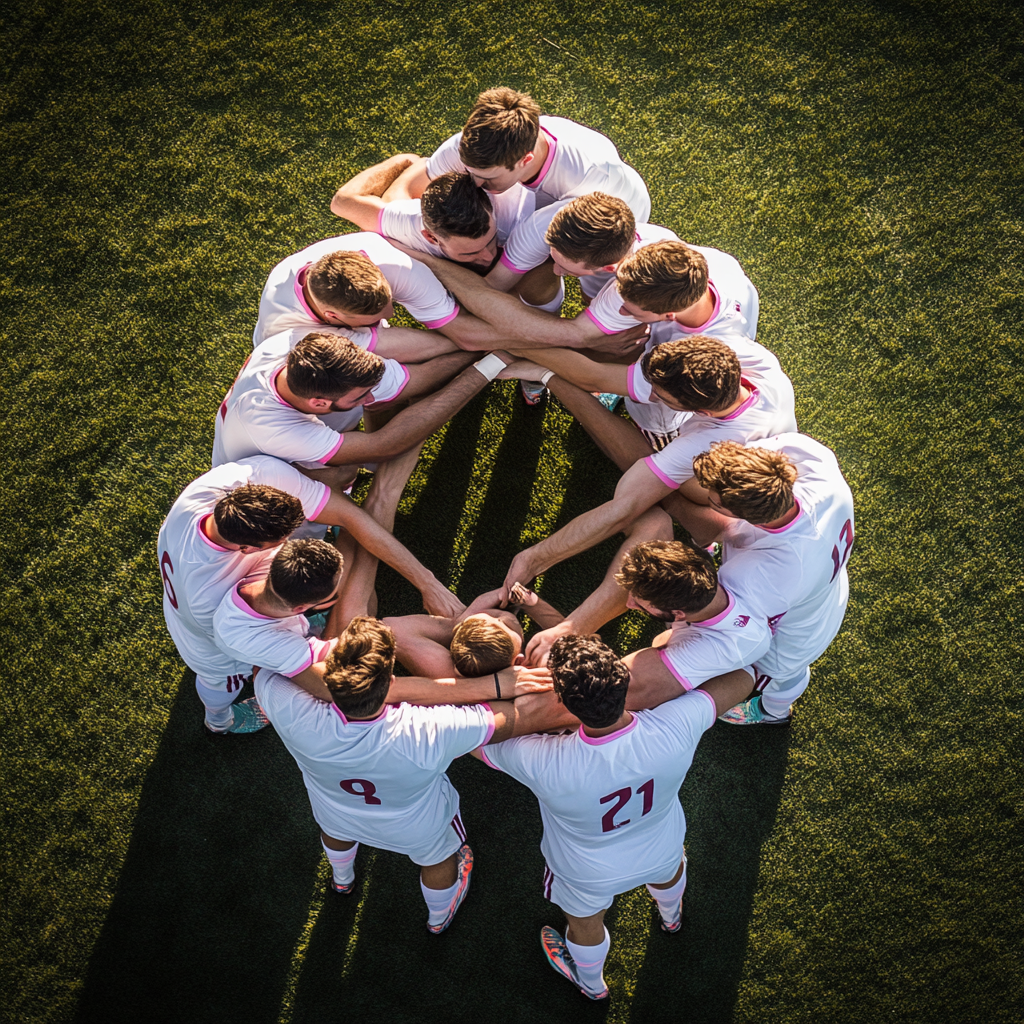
[542,854,683,918]
[165,612,251,692]
[314,808,467,868]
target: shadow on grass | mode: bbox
[73,669,321,1024]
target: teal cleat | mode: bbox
[540,926,609,1000]
[596,392,622,411]
[719,695,792,726]
[206,697,270,735]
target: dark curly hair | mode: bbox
[548,634,631,730]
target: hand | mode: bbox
[512,664,554,696]
[588,323,650,356]
[496,358,547,382]
[500,551,541,604]
[421,580,466,619]
[462,587,509,616]
[524,621,575,667]
[509,581,539,607]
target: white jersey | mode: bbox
[643,334,797,488]
[213,328,409,470]
[659,587,771,690]
[428,116,651,222]
[213,580,335,678]
[255,669,494,854]
[157,457,329,688]
[253,233,460,347]
[717,433,855,680]
[377,185,535,258]
[481,690,716,890]
[624,331,782,439]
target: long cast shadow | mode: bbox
[73,669,320,1024]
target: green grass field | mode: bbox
[2,1,1022,1021]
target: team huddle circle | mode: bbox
[158,86,854,1001]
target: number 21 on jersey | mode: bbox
[600,779,654,832]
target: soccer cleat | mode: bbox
[328,876,355,896]
[521,380,547,406]
[427,844,473,934]
[539,926,609,1000]
[596,392,622,411]
[206,697,270,735]
[719,695,792,726]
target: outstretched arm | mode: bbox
[511,347,630,395]
[370,350,478,408]
[383,156,430,201]
[330,154,419,227]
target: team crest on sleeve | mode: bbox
[733,615,750,627]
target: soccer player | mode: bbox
[213,328,511,473]
[475,635,757,999]
[691,434,856,724]
[212,537,344,703]
[331,156,535,271]
[253,616,554,932]
[157,455,459,733]
[499,335,797,596]
[383,583,563,678]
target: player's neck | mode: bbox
[241,578,292,619]
[521,132,549,185]
[758,502,800,530]
[201,515,235,550]
[274,368,313,412]
[301,277,329,323]
[581,710,632,738]
[347,703,386,721]
[686,586,730,624]
[674,290,715,328]
[708,385,751,419]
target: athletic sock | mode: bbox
[196,677,237,731]
[759,693,792,720]
[321,840,358,886]
[566,928,610,995]
[421,877,460,927]
[647,861,687,925]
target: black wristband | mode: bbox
[494,672,502,700]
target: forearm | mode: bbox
[373,327,460,363]
[392,350,478,402]
[383,157,429,201]
[512,348,626,395]
[386,665,516,706]
[508,690,579,735]
[518,596,564,630]
[331,154,418,215]
[659,491,732,547]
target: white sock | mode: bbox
[566,928,610,995]
[421,877,460,927]
[760,667,810,718]
[195,676,237,731]
[322,840,358,886]
[647,861,687,924]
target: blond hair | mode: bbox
[692,441,798,524]
[616,241,709,314]
[450,615,516,676]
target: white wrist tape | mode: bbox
[540,369,555,386]
[473,353,506,382]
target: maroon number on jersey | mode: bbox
[829,519,854,582]
[160,551,178,609]
[599,779,655,832]
[340,779,382,805]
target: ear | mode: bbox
[519,151,535,168]
[307,397,332,412]
[664,311,678,322]
[671,609,689,622]
[600,264,618,273]
[421,228,439,245]
[514,653,525,666]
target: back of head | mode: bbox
[286,332,385,400]
[324,616,396,718]
[307,251,391,317]
[450,614,517,676]
[615,540,717,615]
[213,484,305,546]
[421,172,494,240]
[268,538,343,608]
[459,87,541,170]
[693,440,798,524]
[548,634,630,729]
[641,335,741,412]
[545,193,636,268]
[616,241,709,314]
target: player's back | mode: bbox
[482,690,715,888]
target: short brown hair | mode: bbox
[641,336,742,412]
[548,634,630,729]
[213,484,305,546]
[616,241,709,314]
[692,441,798,524]
[459,87,541,170]
[268,538,342,608]
[615,540,717,615]
[307,251,391,316]
[545,193,636,268]
[421,172,493,239]
[324,617,396,718]
[450,615,517,676]
[286,332,385,399]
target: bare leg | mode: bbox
[321,831,356,852]
[564,909,608,947]
[515,259,560,306]
[420,853,458,890]
[659,489,732,547]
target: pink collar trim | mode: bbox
[579,713,637,745]
[268,365,293,407]
[231,581,275,620]
[677,281,721,333]
[757,498,803,533]
[719,379,759,421]
[294,263,325,322]
[524,127,557,190]
[331,703,389,726]
[197,515,230,552]
[698,588,735,627]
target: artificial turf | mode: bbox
[1,1,1022,1021]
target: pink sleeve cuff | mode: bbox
[282,648,315,678]
[692,687,717,728]
[477,745,501,769]
[309,637,335,662]
[659,649,693,691]
[366,326,379,352]
[422,305,460,329]
[319,433,344,464]
[365,364,411,408]
[583,307,618,335]
[499,251,530,274]
[479,704,496,746]
[626,362,640,402]
[376,207,386,235]
[307,483,331,521]
[644,455,682,489]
